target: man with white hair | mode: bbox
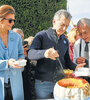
[13,28,24,40]
[28,9,85,99]
[73,18,90,83]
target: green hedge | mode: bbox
[0,0,67,38]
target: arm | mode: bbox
[28,33,59,60]
[8,35,25,69]
[64,48,76,70]
[13,36,25,69]
[73,40,85,64]
[28,33,46,60]
[64,48,85,71]
[18,36,25,59]
[28,49,46,60]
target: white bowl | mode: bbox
[14,59,27,66]
[77,67,90,72]
[75,67,90,76]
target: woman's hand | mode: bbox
[8,58,16,66]
[8,58,25,68]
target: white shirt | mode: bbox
[73,39,90,68]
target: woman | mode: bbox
[0,5,25,100]
[68,27,80,61]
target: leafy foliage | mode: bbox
[0,0,67,38]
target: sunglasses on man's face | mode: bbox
[3,18,16,23]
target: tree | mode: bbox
[0,0,67,38]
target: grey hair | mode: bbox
[77,18,90,27]
[53,9,72,21]
[13,28,24,37]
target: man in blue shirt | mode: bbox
[28,9,85,99]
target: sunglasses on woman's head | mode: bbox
[3,18,16,23]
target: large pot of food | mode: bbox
[53,78,90,100]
